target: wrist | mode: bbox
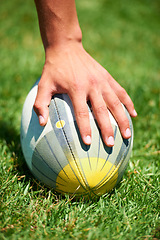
[44,34,83,63]
[35,0,82,50]
[44,24,82,50]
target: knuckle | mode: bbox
[89,77,98,86]
[76,109,88,119]
[33,101,42,112]
[96,105,107,114]
[111,98,121,109]
[120,87,127,96]
[71,81,83,93]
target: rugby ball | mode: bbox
[20,80,133,196]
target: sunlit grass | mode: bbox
[0,0,159,239]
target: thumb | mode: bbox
[33,79,53,126]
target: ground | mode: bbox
[0,0,159,239]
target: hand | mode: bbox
[33,42,137,147]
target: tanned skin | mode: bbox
[33,0,137,147]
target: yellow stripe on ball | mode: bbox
[55,158,118,196]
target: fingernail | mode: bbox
[125,128,131,138]
[133,109,137,117]
[84,135,91,145]
[39,115,45,125]
[107,136,114,146]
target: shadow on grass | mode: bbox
[0,120,36,184]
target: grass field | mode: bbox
[0,0,159,239]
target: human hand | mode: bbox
[33,42,137,147]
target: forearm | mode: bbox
[34,0,82,50]
[33,0,137,146]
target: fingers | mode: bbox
[70,92,116,147]
[107,76,137,117]
[33,56,137,148]
[117,86,137,117]
[102,87,132,139]
[90,94,115,147]
[70,94,92,145]
[33,76,135,147]
[33,78,54,126]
